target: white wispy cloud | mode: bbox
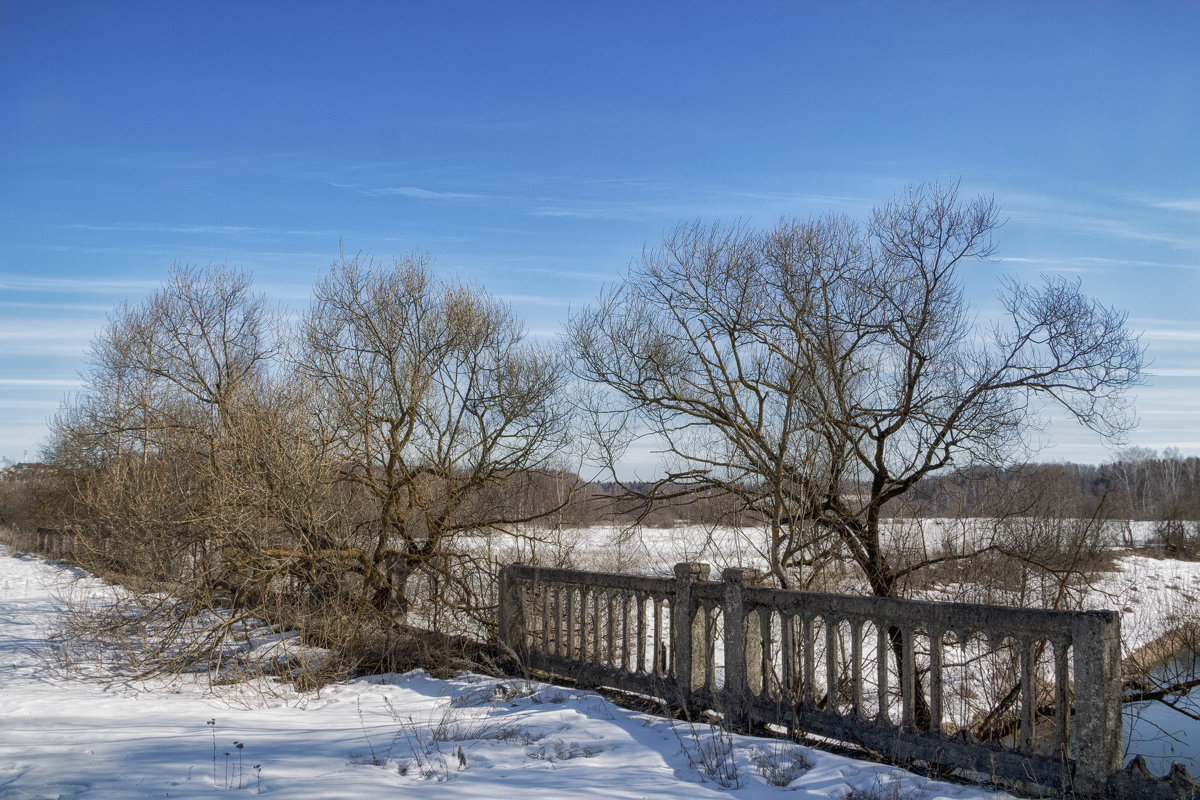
[1141,328,1200,343]
[524,181,879,225]
[66,222,256,234]
[1132,316,1200,326]
[1147,368,1200,378]
[0,379,82,388]
[1000,255,1195,269]
[61,222,338,238]
[0,323,103,340]
[0,343,90,357]
[329,182,485,200]
[0,300,116,313]
[1129,386,1200,409]
[0,274,159,294]
[727,189,864,209]
[0,399,66,410]
[497,293,574,307]
[996,257,1093,274]
[997,255,1200,274]
[78,149,308,173]
[1145,198,1200,213]
[0,321,98,356]
[995,189,1200,251]
[529,205,633,220]
[527,197,707,221]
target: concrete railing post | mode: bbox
[722,567,762,727]
[672,562,710,697]
[1072,610,1122,796]
[497,564,526,658]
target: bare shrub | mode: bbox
[749,742,811,787]
[843,776,926,800]
[670,713,740,789]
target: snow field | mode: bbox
[5,517,1200,799]
[0,545,1021,800]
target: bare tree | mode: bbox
[40,266,326,681]
[42,255,580,682]
[1104,447,1200,552]
[570,184,1143,724]
[46,265,281,579]
[572,183,1142,595]
[297,254,577,632]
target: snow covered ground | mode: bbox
[4,531,1200,800]
[0,545,1025,800]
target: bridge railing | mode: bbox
[498,561,1122,795]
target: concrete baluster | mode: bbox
[672,562,710,695]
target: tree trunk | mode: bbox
[376,554,412,624]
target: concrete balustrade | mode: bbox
[499,561,1124,795]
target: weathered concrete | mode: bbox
[499,561,1133,796]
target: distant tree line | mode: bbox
[583,451,1200,531]
[907,451,1200,525]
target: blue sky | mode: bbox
[1,0,1198,468]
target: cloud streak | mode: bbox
[0,274,159,294]
[998,256,1199,272]
[529,205,633,220]
[0,399,66,410]
[0,379,83,388]
[61,222,339,238]
[997,189,1200,252]
[330,182,485,201]
[1141,329,1200,343]
[497,293,574,308]
[1145,198,1200,213]
[0,300,116,313]
[1147,369,1200,378]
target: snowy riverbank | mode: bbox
[0,545,1023,800]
